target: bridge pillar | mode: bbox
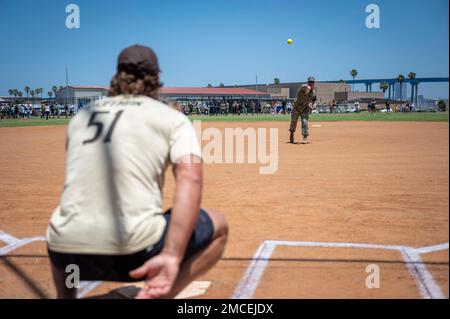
[410,83,414,102]
[415,83,419,106]
[388,84,391,99]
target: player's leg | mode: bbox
[50,262,77,299]
[163,208,228,298]
[289,110,300,143]
[301,112,309,143]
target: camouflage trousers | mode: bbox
[289,110,310,137]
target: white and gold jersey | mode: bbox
[47,95,201,255]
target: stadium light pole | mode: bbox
[66,67,69,107]
[256,75,258,101]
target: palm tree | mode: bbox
[397,74,405,101]
[380,82,389,96]
[24,86,30,102]
[350,69,358,91]
[207,84,212,88]
[47,91,53,108]
[11,89,19,104]
[274,78,280,85]
[437,99,447,112]
[34,88,39,105]
[59,86,64,91]
[24,86,31,106]
[7,89,14,106]
[52,86,59,104]
[219,83,225,88]
[40,88,44,102]
[408,72,416,103]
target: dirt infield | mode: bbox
[0,121,448,298]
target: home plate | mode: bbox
[113,281,211,299]
[311,124,322,127]
[175,281,212,299]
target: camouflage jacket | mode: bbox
[293,85,317,113]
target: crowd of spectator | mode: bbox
[0,103,83,120]
[0,104,34,119]
[178,100,294,116]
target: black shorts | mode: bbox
[48,209,214,282]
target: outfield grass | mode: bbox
[0,112,448,128]
[0,117,71,128]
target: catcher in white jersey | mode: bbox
[46,45,228,299]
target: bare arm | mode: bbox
[129,154,202,298]
[163,155,203,260]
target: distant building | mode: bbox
[336,91,385,110]
[394,82,407,100]
[158,87,271,101]
[418,95,425,105]
[0,96,44,105]
[55,86,109,106]
[227,82,351,103]
[54,86,272,107]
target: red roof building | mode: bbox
[159,87,270,99]
[55,85,273,105]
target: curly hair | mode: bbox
[108,71,162,99]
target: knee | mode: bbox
[205,209,229,242]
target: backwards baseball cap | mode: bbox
[307,76,316,83]
[117,44,160,77]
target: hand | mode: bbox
[129,253,181,299]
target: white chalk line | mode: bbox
[0,231,20,245]
[232,240,449,299]
[77,281,103,298]
[0,230,102,299]
[0,230,212,299]
[401,248,445,299]
[414,243,449,255]
[2,231,448,299]
[266,240,406,251]
[0,236,46,256]
[232,241,276,300]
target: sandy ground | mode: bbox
[0,121,448,298]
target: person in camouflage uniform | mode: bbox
[289,76,317,144]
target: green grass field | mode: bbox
[0,112,448,128]
[190,112,449,122]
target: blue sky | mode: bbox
[0,0,448,98]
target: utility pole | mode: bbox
[256,75,258,101]
[66,67,69,106]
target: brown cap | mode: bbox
[117,44,160,77]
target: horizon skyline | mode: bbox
[0,0,448,99]
[2,74,448,101]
